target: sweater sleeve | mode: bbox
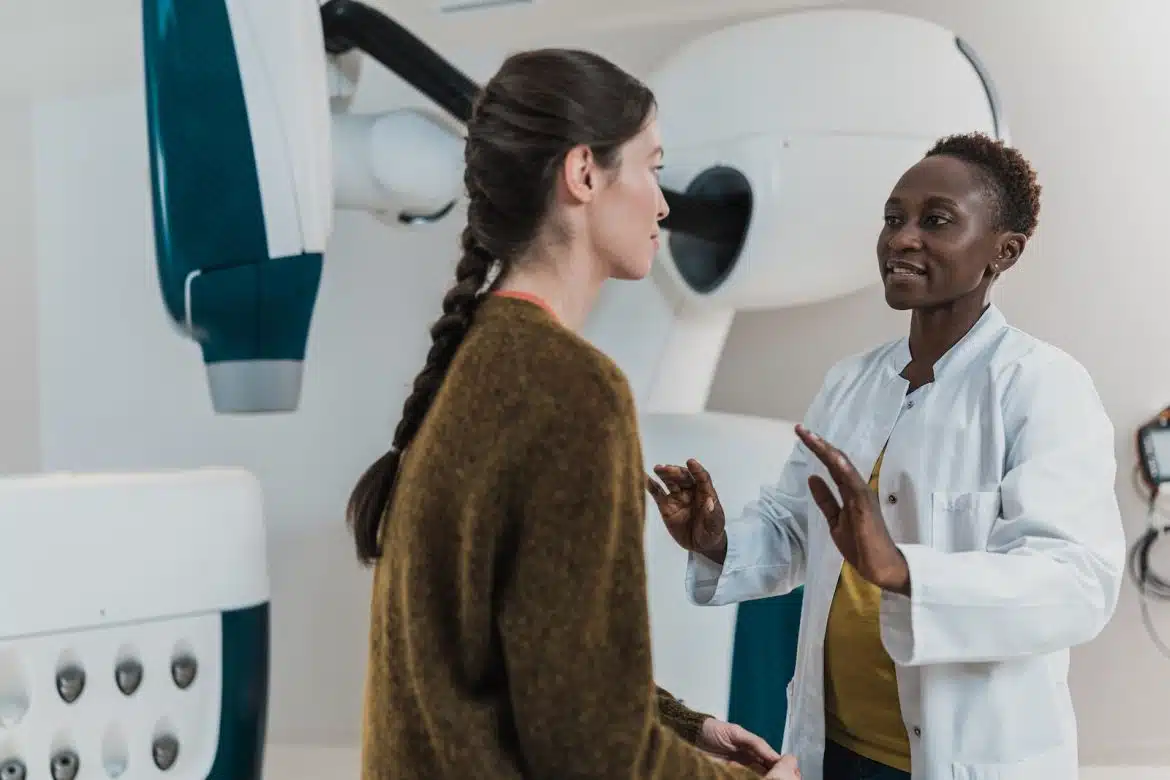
[497,373,759,780]
[655,685,711,744]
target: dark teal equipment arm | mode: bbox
[143,0,323,413]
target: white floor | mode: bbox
[263,744,1164,779]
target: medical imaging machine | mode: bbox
[0,2,1004,778]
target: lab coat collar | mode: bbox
[887,303,1008,379]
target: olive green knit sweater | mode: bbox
[360,294,760,779]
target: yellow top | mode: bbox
[823,446,911,772]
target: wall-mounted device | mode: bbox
[1137,405,1170,491]
[1130,406,1170,660]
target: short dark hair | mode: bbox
[346,48,657,565]
[925,132,1042,238]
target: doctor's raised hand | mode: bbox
[794,424,911,596]
[647,459,729,563]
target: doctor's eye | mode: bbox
[883,214,902,227]
[922,213,952,227]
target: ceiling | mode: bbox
[0,0,840,97]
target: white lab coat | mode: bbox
[687,306,1125,780]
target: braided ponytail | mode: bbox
[347,224,503,564]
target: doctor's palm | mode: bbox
[647,459,727,556]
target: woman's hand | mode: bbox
[794,424,911,595]
[697,717,781,774]
[646,459,728,562]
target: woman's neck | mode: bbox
[496,248,606,332]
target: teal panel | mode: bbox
[208,602,269,780]
[726,588,804,751]
[191,252,323,364]
[142,0,269,327]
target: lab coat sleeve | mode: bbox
[880,351,1125,666]
[685,364,846,607]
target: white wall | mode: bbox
[0,99,40,473]
[12,0,1170,766]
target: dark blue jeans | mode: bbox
[823,740,911,780]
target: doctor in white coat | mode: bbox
[649,132,1125,780]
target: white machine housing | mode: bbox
[652,9,1004,313]
[584,8,1005,717]
[331,109,465,217]
[0,470,269,780]
[226,0,333,264]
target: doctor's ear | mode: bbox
[562,144,598,204]
[990,232,1026,276]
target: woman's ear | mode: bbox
[561,144,597,204]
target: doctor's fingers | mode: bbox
[806,475,842,526]
[653,463,696,492]
[794,425,868,495]
[683,459,720,509]
[645,474,669,501]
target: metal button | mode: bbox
[55,665,85,703]
[171,654,197,689]
[115,659,143,696]
[0,758,26,780]
[152,735,179,771]
[49,750,79,780]
[887,494,898,505]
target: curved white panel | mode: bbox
[652,9,995,146]
[0,468,269,639]
[647,9,1001,312]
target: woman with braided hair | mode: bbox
[347,48,801,780]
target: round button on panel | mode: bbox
[55,665,85,704]
[171,654,197,690]
[152,735,179,771]
[49,750,79,780]
[0,758,26,780]
[115,659,144,696]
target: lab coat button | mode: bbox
[906,399,915,409]
[887,494,897,504]
[913,726,922,737]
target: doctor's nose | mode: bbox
[886,226,924,252]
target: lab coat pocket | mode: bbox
[950,746,1074,779]
[931,490,1000,553]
